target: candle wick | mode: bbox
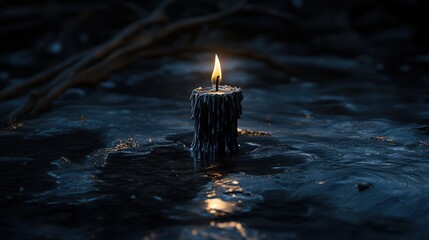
[216,76,219,92]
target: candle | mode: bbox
[190,54,244,155]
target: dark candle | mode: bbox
[190,55,244,155]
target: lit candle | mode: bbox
[190,54,244,155]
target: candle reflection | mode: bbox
[203,175,247,216]
[205,198,236,216]
[185,221,252,239]
[192,173,262,239]
[191,151,235,170]
[210,221,248,239]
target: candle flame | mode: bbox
[211,54,222,85]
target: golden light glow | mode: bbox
[212,221,248,239]
[211,54,222,85]
[205,198,236,216]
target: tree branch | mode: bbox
[0,50,86,101]
[8,0,175,122]
[7,0,301,123]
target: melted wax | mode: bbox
[190,85,244,155]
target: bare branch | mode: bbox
[9,0,175,122]
[10,0,301,123]
[104,1,246,62]
[0,50,86,101]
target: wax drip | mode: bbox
[190,86,243,155]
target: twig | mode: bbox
[10,1,247,122]
[103,1,246,63]
[0,50,86,101]
[81,45,294,83]
[9,0,175,122]
[52,45,292,97]
[7,0,299,123]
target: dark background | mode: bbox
[1,1,429,239]
[1,0,428,83]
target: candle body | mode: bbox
[190,85,243,154]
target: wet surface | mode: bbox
[1,53,428,239]
[1,1,429,239]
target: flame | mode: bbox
[211,54,222,85]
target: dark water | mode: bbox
[1,53,429,240]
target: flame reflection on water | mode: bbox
[205,198,236,216]
[210,221,248,239]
